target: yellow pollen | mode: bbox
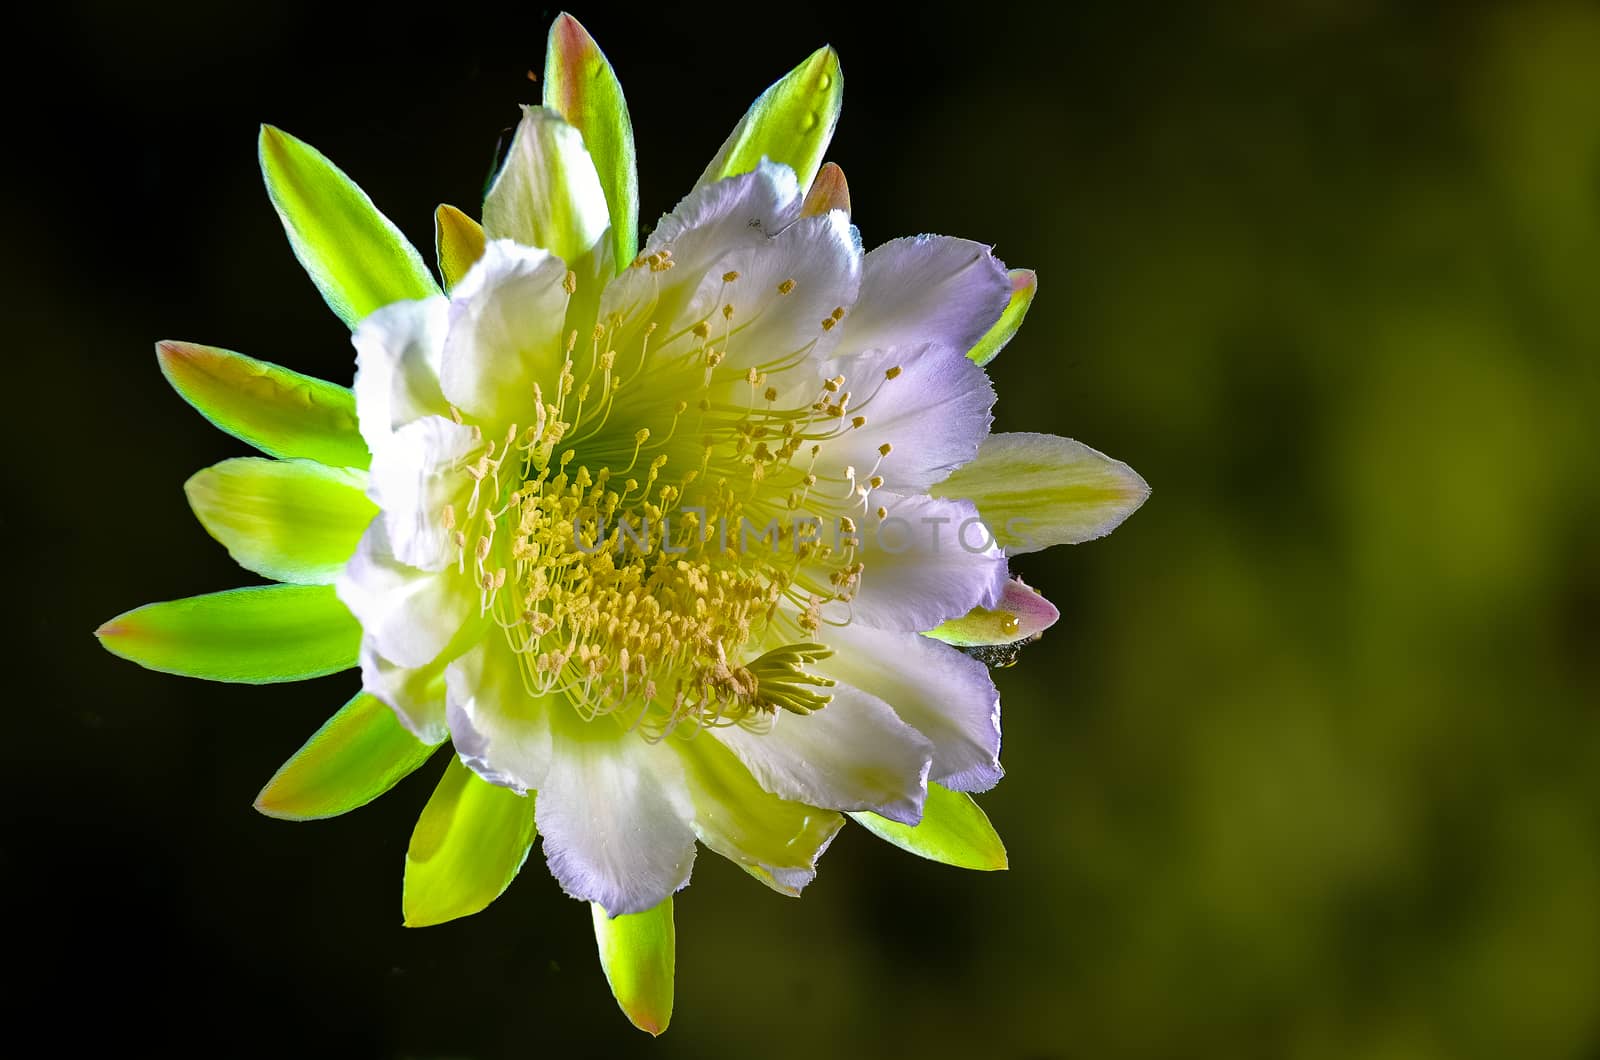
[563,270,578,294]
[777,278,797,295]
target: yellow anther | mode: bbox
[885,365,903,379]
[692,321,712,339]
[820,317,836,331]
[778,278,796,295]
[563,270,578,294]
[722,304,735,320]
[764,386,779,403]
[878,443,893,457]
[851,415,866,429]
[876,506,888,520]
[869,475,884,489]
[722,270,741,283]
[831,306,845,320]
[441,505,456,530]
[475,536,491,560]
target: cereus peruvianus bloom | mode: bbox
[95,13,1148,1034]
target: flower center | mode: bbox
[444,267,906,739]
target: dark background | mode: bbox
[9,1,1600,1056]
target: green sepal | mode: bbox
[156,341,369,469]
[403,756,536,927]
[592,896,675,1036]
[185,457,375,585]
[695,44,842,193]
[259,125,440,329]
[255,692,441,821]
[848,783,1008,871]
[967,268,1037,366]
[544,13,639,270]
[95,584,360,684]
[931,432,1150,554]
[924,577,1059,647]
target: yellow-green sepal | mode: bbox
[434,204,486,291]
[95,584,360,683]
[156,341,369,469]
[259,125,440,329]
[848,783,1008,871]
[967,268,1037,367]
[255,692,441,821]
[544,13,638,270]
[592,896,675,1036]
[403,756,536,927]
[185,458,375,585]
[932,433,1150,554]
[925,577,1060,647]
[695,44,842,194]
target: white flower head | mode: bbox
[97,15,1148,1035]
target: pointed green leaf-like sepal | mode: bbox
[259,125,440,329]
[434,204,486,291]
[255,692,441,821]
[696,44,842,193]
[849,784,1008,871]
[185,458,375,585]
[544,13,638,270]
[933,432,1149,555]
[925,577,1060,647]
[156,341,369,469]
[967,268,1037,367]
[592,896,675,1036]
[95,584,360,683]
[403,757,537,927]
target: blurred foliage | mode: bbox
[7,1,1599,1057]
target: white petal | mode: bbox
[650,160,801,258]
[536,712,697,917]
[816,342,994,493]
[679,209,861,386]
[847,492,1009,631]
[334,520,472,669]
[358,639,449,744]
[675,735,843,896]
[600,162,802,336]
[481,106,610,266]
[822,623,1002,793]
[837,236,1011,358]
[365,415,478,572]
[445,637,555,795]
[440,240,571,428]
[713,684,933,824]
[351,297,450,453]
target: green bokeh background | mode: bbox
[10,2,1599,1056]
